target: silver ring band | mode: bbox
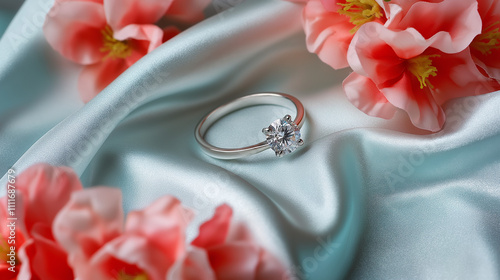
[195,92,305,159]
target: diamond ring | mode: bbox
[195,92,305,159]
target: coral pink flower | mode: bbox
[471,0,500,81]
[302,0,387,69]
[299,0,481,69]
[54,189,286,280]
[344,23,498,131]
[43,0,208,103]
[0,164,82,279]
[169,205,286,280]
[2,163,286,279]
[53,188,192,280]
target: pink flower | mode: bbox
[43,0,208,103]
[302,0,387,69]
[333,0,498,131]
[53,188,191,280]
[290,0,500,130]
[471,0,500,81]
[169,205,286,280]
[53,189,286,279]
[343,23,498,131]
[0,164,82,279]
[2,163,286,279]
[300,0,482,71]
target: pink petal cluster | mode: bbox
[0,164,81,279]
[43,0,210,103]
[0,164,286,280]
[295,0,500,131]
[170,205,285,280]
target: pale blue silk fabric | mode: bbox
[1,0,500,279]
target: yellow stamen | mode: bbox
[100,26,132,60]
[472,21,500,55]
[407,54,440,89]
[337,0,383,33]
[116,271,149,280]
[0,235,20,265]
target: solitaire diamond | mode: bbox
[262,115,304,157]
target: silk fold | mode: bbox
[0,0,499,279]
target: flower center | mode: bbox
[471,21,500,55]
[337,0,383,33]
[407,54,440,89]
[0,235,20,265]
[116,271,149,280]
[100,26,132,60]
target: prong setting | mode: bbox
[264,114,303,158]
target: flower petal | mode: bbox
[163,26,182,42]
[255,249,287,280]
[192,204,232,249]
[15,164,82,233]
[0,195,25,279]
[19,224,73,280]
[391,0,481,53]
[86,235,171,280]
[350,22,429,62]
[320,0,342,11]
[431,49,500,103]
[473,50,500,81]
[303,0,353,69]
[78,58,129,103]
[0,266,17,280]
[54,0,103,3]
[347,23,409,84]
[114,24,168,53]
[124,196,193,266]
[165,0,211,23]
[104,0,174,30]
[52,187,124,278]
[471,0,500,81]
[0,194,27,242]
[343,73,398,119]
[381,72,445,132]
[43,1,107,65]
[168,248,216,280]
[206,243,260,280]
